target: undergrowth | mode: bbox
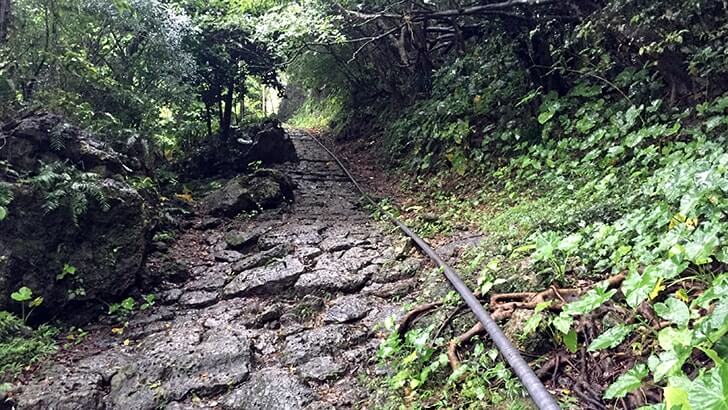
[288,94,343,129]
[366,34,728,410]
[0,312,57,382]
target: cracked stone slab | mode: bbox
[231,244,290,273]
[223,256,304,298]
[362,278,417,298]
[282,324,366,365]
[225,226,270,249]
[222,367,314,410]
[107,322,252,409]
[295,269,369,293]
[179,290,219,308]
[323,295,372,324]
[297,356,346,381]
[372,257,421,283]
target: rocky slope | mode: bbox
[10,130,424,409]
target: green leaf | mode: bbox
[655,298,691,328]
[0,206,6,221]
[558,233,583,253]
[120,297,135,311]
[562,285,616,316]
[605,363,649,400]
[665,376,692,410]
[563,329,578,353]
[538,110,555,125]
[10,286,33,302]
[623,266,661,308]
[522,312,542,336]
[588,324,637,352]
[552,312,573,334]
[685,362,728,410]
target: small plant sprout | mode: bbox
[11,286,44,322]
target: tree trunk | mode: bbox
[221,78,235,140]
[238,78,245,125]
[0,0,10,43]
[205,103,212,138]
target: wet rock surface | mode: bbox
[12,130,423,409]
[0,112,152,315]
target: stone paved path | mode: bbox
[13,130,423,410]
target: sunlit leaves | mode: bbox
[588,324,637,352]
[604,364,648,399]
[654,298,691,328]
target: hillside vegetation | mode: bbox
[267,1,728,408]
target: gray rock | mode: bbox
[223,256,304,298]
[107,323,251,409]
[202,170,295,217]
[225,227,269,249]
[295,270,369,294]
[0,178,149,315]
[179,290,218,308]
[283,325,366,365]
[215,250,244,263]
[362,278,417,298]
[231,244,289,273]
[372,257,421,283]
[297,356,346,381]
[323,295,372,324]
[14,352,128,410]
[162,288,184,304]
[222,367,313,410]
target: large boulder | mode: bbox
[0,179,150,316]
[180,120,298,178]
[0,112,152,317]
[202,169,295,217]
[1,112,133,176]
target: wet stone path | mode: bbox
[15,131,423,409]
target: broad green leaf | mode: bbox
[648,341,693,382]
[0,206,6,221]
[563,285,616,316]
[558,233,583,253]
[563,329,578,353]
[655,298,691,328]
[694,274,728,308]
[685,363,728,410]
[121,297,136,311]
[588,324,636,352]
[658,327,693,351]
[665,376,692,410]
[604,363,648,400]
[538,110,555,125]
[522,312,542,336]
[623,267,660,308]
[552,312,573,334]
[10,286,33,302]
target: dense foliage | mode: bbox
[255,0,728,408]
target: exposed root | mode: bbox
[447,322,485,370]
[433,303,467,341]
[396,302,442,337]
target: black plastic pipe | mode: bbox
[304,130,561,410]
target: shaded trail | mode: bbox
[15,130,423,409]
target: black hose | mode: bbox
[303,130,561,410]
